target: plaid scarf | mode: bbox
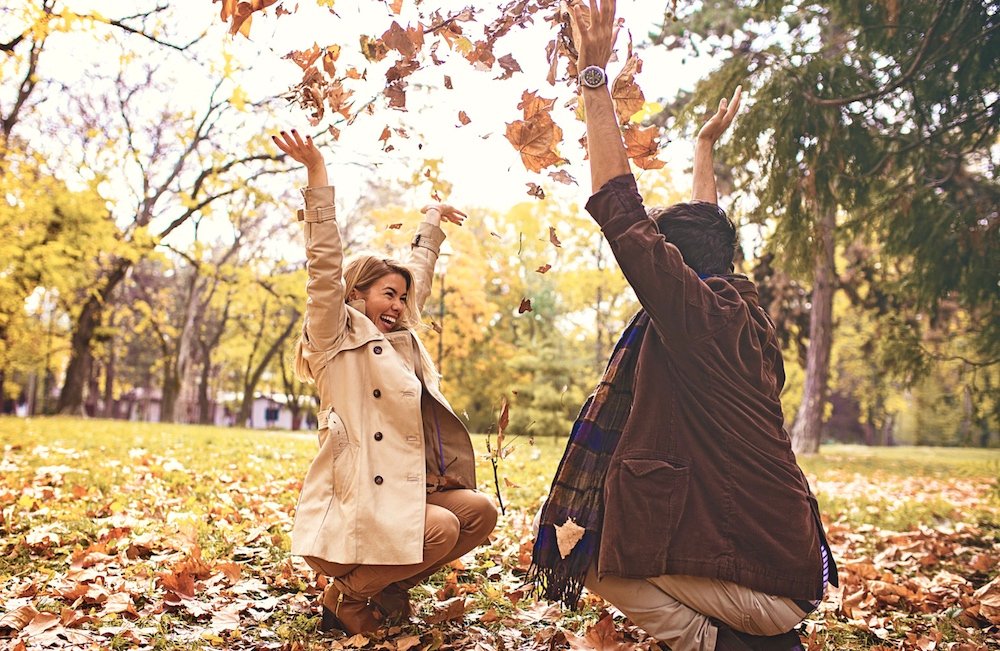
[528,311,650,608]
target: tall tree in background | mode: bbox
[663,0,999,453]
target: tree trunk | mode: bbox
[790,203,836,455]
[198,349,214,425]
[160,359,180,424]
[237,311,300,426]
[57,262,128,414]
[102,343,116,418]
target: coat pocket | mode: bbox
[607,455,690,568]
[319,411,354,499]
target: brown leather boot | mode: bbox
[713,627,754,651]
[319,583,382,635]
[370,583,413,622]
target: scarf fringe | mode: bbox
[526,528,598,610]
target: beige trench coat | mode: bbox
[290,185,477,566]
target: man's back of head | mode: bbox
[648,202,738,277]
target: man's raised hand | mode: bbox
[570,0,619,71]
[697,86,743,145]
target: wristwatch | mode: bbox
[579,65,607,89]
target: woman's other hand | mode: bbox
[420,204,468,227]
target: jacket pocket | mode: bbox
[607,455,690,568]
[321,411,355,499]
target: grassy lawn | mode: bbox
[1,416,998,650]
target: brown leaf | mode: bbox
[385,80,407,109]
[390,0,404,15]
[286,44,322,70]
[497,397,510,438]
[158,571,196,599]
[517,90,556,120]
[396,635,422,651]
[387,223,403,230]
[584,613,628,651]
[22,612,60,637]
[536,264,552,274]
[503,477,520,488]
[444,75,453,89]
[458,110,471,126]
[215,561,242,583]
[326,82,354,119]
[359,34,388,62]
[622,123,666,170]
[611,54,645,124]
[518,298,532,314]
[425,597,466,624]
[504,112,565,173]
[548,226,562,248]
[496,53,522,80]
[548,169,577,185]
[0,604,39,631]
[526,182,545,199]
[322,46,340,77]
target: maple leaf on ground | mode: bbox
[518,298,532,314]
[622,123,666,170]
[0,604,38,631]
[526,182,545,199]
[611,54,645,125]
[425,597,466,624]
[585,613,632,651]
[396,635,422,651]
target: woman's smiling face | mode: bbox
[354,272,408,333]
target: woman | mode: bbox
[273,130,497,635]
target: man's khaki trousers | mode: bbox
[585,566,809,651]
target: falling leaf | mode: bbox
[622,123,666,170]
[503,477,520,488]
[496,53,522,80]
[458,110,471,125]
[548,226,562,248]
[526,183,545,199]
[611,54,645,124]
[387,223,403,230]
[554,517,586,559]
[286,44,322,70]
[390,0,404,15]
[359,34,388,62]
[444,75,453,89]
[548,169,577,185]
[536,264,551,274]
[518,298,532,314]
[385,80,407,109]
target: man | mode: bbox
[528,2,837,650]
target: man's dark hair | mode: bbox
[647,201,737,276]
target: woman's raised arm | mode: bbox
[273,130,347,355]
[407,203,466,314]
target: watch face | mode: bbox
[581,66,605,88]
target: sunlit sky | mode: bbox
[21,1,727,240]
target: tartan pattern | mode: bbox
[528,311,650,608]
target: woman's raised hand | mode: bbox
[273,129,328,187]
[421,203,468,227]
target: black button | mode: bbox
[374,432,383,441]
[374,475,383,485]
[373,389,381,398]
[373,345,382,354]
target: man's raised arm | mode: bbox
[572,0,630,193]
[691,86,742,203]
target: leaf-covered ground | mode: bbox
[1,417,998,650]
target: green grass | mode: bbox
[2,416,999,650]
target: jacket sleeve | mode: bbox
[406,221,446,314]
[298,185,348,353]
[586,174,743,344]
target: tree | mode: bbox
[663,0,999,452]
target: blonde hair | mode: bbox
[295,254,438,383]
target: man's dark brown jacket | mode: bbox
[588,175,837,602]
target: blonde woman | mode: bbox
[273,130,497,635]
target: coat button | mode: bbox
[373,389,381,398]
[374,475,383,485]
[374,432,383,441]
[373,345,382,354]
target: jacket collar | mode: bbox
[712,274,760,306]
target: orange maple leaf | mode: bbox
[611,54,645,125]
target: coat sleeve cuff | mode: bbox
[585,174,647,240]
[411,221,446,255]
[297,185,336,223]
